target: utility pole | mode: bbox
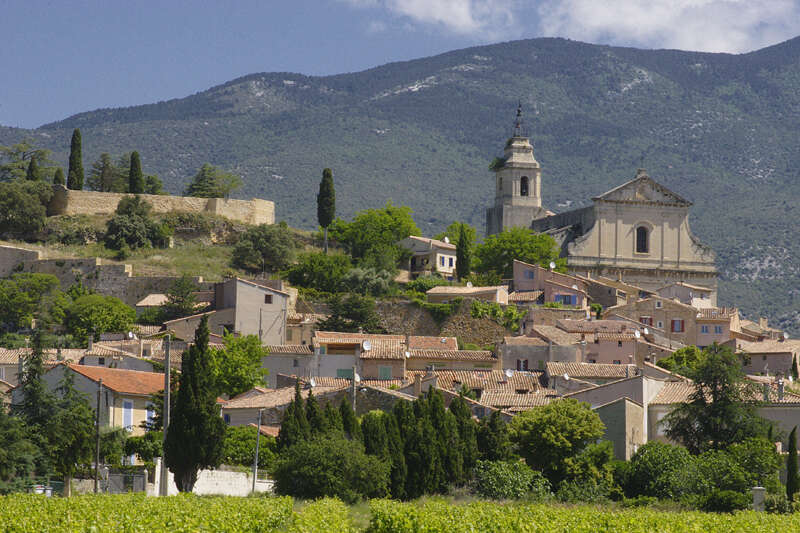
[252,408,263,493]
[94,379,103,493]
[159,335,171,496]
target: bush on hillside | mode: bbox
[698,489,750,513]
[471,460,549,500]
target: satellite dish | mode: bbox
[505,368,514,378]
[549,261,556,270]
[563,373,570,381]
[362,340,372,351]
[404,351,411,359]
[309,378,316,387]
[643,327,649,335]
[127,331,134,340]
[354,373,361,383]
[466,281,473,288]
[783,332,790,341]
[634,330,641,339]
[443,236,450,244]
[440,338,447,343]
[571,284,578,290]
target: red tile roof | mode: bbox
[67,364,164,396]
[408,336,458,350]
[409,349,496,362]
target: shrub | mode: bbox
[626,441,696,499]
[64,294,136,344]
[340,267,395,296]
[621,495,658,508]
[220,425,276,469]
[406,276,452,293]
[471,460,544,500]
[0,181,48,238]
[698,489,750,513]
[285,252,352,292]
[104,196,171,250]
[555,479,610,503]
[232,223,295,274]
[765,493,792,514]
[271,435,390,503]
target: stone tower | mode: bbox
[485,105,548,235]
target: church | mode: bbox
[485,106,718,302]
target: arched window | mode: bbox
[520,176,529,196]
[636,226,649,253]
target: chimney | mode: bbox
[139,337,144,357]
[763,383,770,402]
[778,380,785,401]
[760,317,768,329]
[413,374,422,397]
[88,336,93,351]
[405,333,410,349]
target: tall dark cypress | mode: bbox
[339,397,361,441]
[128,151,145,193]
[25,156,39,181]
[384,412,407,499]
[788,426,799,501]
[305,388,325,433]
[361,411,389,458]
[53,167,65,185]
[164,316,226,492]
[67,128,84,190]
[455,223,471,281]
[316,168,335,254]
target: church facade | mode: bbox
[486,109,718,302]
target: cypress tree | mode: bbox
[788,426,799,502]
[455,223,471,281]
[25,156,39,181]
[67,128,84,190]
[793,355,799,381]
[316,168,335,254]
[450,394,479,476]
[164,316,226,492]
[361,410,389,458]
[339,397,361,441]
[53,167,65,185]
[477,410,512,461]
[385,411,407,499]
[128,151,145,193]
[305,388,325,433]
[323,401,343,433]
[12,328,56,430]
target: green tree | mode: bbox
[272,435,389,503]
[161,274,198,320]
[323,401,343,433]
[304,389,325,433]
[474,227,565,278]
[88,153,125,192]
[49,371,95,497]
[509,398,605,485]
[67,129,84,190]
[788,427,799,501]
[327,201,419,262]
[384,411,407,499]
[0,273,68,330]
[435,221,477,247]
[339,396,362,441]
[0,181,48,237]
[220,425,276,468]
[11,329,56,430]
[209,334,269,397]
[165,316,227,492]
[0,140,55,181]
[361,410,390,459]
[231,223,295,273]
[472,459,542,500]
[0,408,40,494]
[25,156,39,181]
[285,252,352,293]
[184,163,242,198]
[317,168,336,254]
[277,381,311,450]
[53,167,65,185]
[656,345,705,376]
[124,430,163,464]
[449,394,479,475]
[128,151,145,194]
[477,410,513,461]
[455,222,472,281]
[625,441,696,499]
[104,195,171,251]
[664,343,769,454]
[317,294,385,333]
[64,294,135,345]
[144,174,164,194]
[726,437,782,494]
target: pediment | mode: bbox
[593,171,691,206]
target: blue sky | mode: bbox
[2,0,799,128]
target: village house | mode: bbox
[397,235,457,280]
[164,278,289,344]
[655,281,714,308]
[510,259,589,309]
[0,347,87,387]
[723,337,800,376]
[575,276,653,308]
[426,285,508,304]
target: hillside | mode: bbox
[1,36,799,333]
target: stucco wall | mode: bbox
[500,343,579,372]
[595,397,644,460]
[48,185,274,225]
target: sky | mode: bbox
[2,0,799,129]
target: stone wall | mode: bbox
[0,245,41,277]
[48,185,274,226]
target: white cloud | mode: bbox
[367,19,388,33]
[535,0,800,53]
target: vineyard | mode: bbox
[1,494,799,532]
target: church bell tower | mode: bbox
[485,104,547,235]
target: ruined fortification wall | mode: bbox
[0,246,42,277]
[48,185,274,226]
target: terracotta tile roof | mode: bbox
[409,349,496,362]
[134,324,164,337]
[733,339,800,354]
[406,369,544,392]
[546,362,638,379]
[595,332,637,342]
[280,375,409,389]
[555,319,633,334]
[0,348,87,365]
[136,293,168,307]
[426,285,506,295]
[86,345,131,357]
[222,385,346,409]
[696,307,738,320]
[660,281,713,292]
[67,364,164,396]
[233,277,291,297]
[650,380,800,405]
[508,290,543,302]
[503,336,548,346]
[545,279,587,294]
[582,276,650,295]
[264,344,314,355]
[408,336,458,350]
[480,390,559,409]
[405,235,456,250]
[532,325,581,345]
[314,331,405,346]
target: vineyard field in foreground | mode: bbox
[1,494,799,532]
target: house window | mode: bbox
[411,257,417,267]
[525,269,535,280]
[714,325,723,334]
[656,301,662,308]
[636,226,649,253]
[640,316,653,326]
[671,319,685,333]
[520,176,529,196]
[555,294,575,306]
[224,414,230,424]
[286,329,293,341]
[123,400,133,431]
[264,294,272,304]
[0,367,4,380]
[618,341,623,347]
[378,366,392,379]
[98,357,105,366]
[700,325,709,334]
[449,257,454,267]
[318,346,326,355]
[613,360,621,364]
[440,256,445,267]
[293,359,299,368]
[336,368,354,379]
[657,321,664,329]
[516,359,529,371]
[589,358,597,363]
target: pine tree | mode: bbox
[455,223,471,280]
[788,426,799,502]
[164,316,226,492]
[67,128,84,190]
[316,168,335,254]
[340,397,361,441]
[53,167,65,185]
[25,156,39,181]
[128,151,145,193]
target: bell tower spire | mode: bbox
[485,103,547,235]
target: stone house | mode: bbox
[510,260,589,309]
[0,347,87,387]
[220,385,347,427]
[164,278,289,344]
[576,276,653,309]
[498,335,579,372]
[723,338,800,376]
[426,285,508,304]
[656,281,714,308]
[397,235,457,280]
[594,397,645,460]
[285,312,326,346]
